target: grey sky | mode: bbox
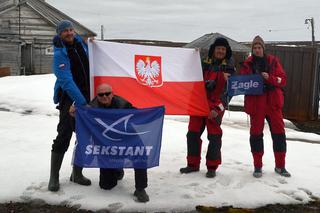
[47,0,319,42]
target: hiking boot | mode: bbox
[275,167,291,177]
[180,166,199,174]
[134,189,149,203]
[70,165,92,186]
[253,167,262,178]
[205,170,216,178]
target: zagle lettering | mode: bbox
[85,145,153,156]
[231,80,259,90]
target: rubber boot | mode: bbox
[116,169,124,180]
[48,152,64,192]
[180,166,199,174]
[70,165,91,186]
[134,189,149,202]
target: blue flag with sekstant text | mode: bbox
[73,106,165,169]
[227,74,264,96]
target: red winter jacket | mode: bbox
[239,54,286,115]
[202,59,234,115]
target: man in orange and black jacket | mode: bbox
[180,37,235,178]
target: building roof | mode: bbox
[0,0,96,37]
[184,32,250,52]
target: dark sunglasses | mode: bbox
[97,92,112,97]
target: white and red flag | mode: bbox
[88,40,209,116]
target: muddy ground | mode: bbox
[1,199,320,213]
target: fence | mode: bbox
[267,45,320,121]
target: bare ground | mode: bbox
[1,199,320,213]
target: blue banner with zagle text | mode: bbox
[227,74,264,96]
[73,106,165,169]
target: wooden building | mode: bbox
[0,0,96,76]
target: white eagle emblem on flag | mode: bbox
[135,55,162,87]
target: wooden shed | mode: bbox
[0,0,96,76]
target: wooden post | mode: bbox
[101,25,104,41]
[305,17,315,46]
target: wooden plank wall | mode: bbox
[0,5,56,41]
[0,4,55,75]
[267,46,320,121]
[32,44,53,74]
[0,41,20,75]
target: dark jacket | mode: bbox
[202,57,235,115]
[89,95,133,109]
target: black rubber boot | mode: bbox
[205,170,216,178]
[134,189,149,202]
[70,165,91,186]
[275,167,291,177]
[180,166,199,174]
[48,152,64,192]
[116,169,124,180]
[253,167,262,178]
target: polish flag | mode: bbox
[88,40,209,116]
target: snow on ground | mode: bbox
[0,75,57,116]
[0,74,319,212]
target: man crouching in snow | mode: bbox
[69,83,149,202]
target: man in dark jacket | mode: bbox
[180,37,235,178]
[240,35,291,178]
[70,83,149,202]
[48,20,91,192]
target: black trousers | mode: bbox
[52,95,75,154]
[99,168,148,190]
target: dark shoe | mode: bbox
[48,152,64,192]
[116,169,124,180]
[253,167,262,178]
[134,189,149,203]
[70,165,92,185]
[205,170,216,178]
[180,166,199,174]
[275,167,291,177]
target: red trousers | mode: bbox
[186,112,224,170]
[249,108,286,169]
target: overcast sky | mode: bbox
[46,0,319,42]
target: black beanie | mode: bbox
[208,37,232,60]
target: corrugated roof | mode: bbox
[0,0,96,37]
[25,0,96,36]
[184,32,250,52]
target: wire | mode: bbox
[268,28,305,32]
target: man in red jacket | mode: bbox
[180,37,235,178]
[240,35,291,178]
